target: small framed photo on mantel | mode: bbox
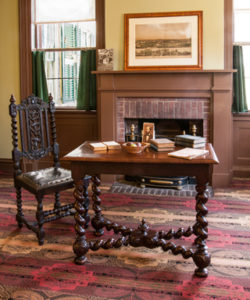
[124,11,203,71]
[97,49,114,71]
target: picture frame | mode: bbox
[142,122,155,142]
[124,11,203,71]
[97,49,114,71]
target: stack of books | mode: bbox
[175,134,206,148]
[149,138,175,152]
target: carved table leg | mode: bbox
[73,180,90,264]
[192,180,211,277]
[82,175,91,227]
[91,175,105,236]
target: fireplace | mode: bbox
[116,97,209,142]
[125,118,203,141]
[94,70,234,187]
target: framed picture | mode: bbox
[124,11,203,70]
[142,122,155,142]
[97,49,114,71]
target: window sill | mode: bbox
[233,111,250,116]
[233,111,250,121]
[55,108,96,114]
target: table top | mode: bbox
[63,142,219,165]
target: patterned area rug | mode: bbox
[0,177,250,299]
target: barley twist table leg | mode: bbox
[73,180,90,264]
[91,175,105,236]
[193,181,210,277]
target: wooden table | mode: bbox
[63,142,219,278]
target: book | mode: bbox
[150,144,175,152]
[150,138,175,148]
[175,134,206,144]
[89,141,121,151]
[168,147,209,160]
[175,141,206,148]
[103,141,121,150]
[89,142,107,151]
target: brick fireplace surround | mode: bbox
[116,97,210,142]
[94,70,234,187]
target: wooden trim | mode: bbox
[19,0,32,99]
[96,0,105,49]
[224,0,233,69]
[35,47,96,52]
[93,69,236,74]
[0,159,13,177]
[34,18,95,24]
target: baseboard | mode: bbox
[212,171,233,188]
[0,158,13,176]
[233,166,250,178]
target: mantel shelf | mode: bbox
[93,69,236,75]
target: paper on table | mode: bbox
[168,147,209,160]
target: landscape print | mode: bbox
[135,22,192,59]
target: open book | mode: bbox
[168,147,209,160]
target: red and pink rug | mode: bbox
[0,179,250,299]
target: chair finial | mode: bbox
[10,94,16,104]
[48,93,53,103]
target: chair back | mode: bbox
[9,94,60,176]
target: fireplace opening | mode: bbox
[123,118,204,189]
[125,118,204,141]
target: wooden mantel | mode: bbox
[93,70,234,187]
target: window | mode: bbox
[234,0,250,108]
[31,0,98,107]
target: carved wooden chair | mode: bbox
[9,94,75,245]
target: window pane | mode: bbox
[36,22,96,49]
[234,11,250,42]
[234,0,250,9]
[245,77,250,108]
[35,0,95,22]
[45,51,80,106]
[242,46,250,77]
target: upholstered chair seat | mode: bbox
[17,167,73,191]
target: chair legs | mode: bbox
[15,186,23,228]
[54,191,61,215]
[35,195,45,245]
[14,187,73,245]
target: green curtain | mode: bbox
[77,49,96,110]
[32,51,49,102]
[232,45,248,112]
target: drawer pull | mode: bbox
[149,179,174,185]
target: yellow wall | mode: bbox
[0,0,20,159]
[106,0,224,70]
[0,0,224,158]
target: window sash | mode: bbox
[19,0,105,102]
